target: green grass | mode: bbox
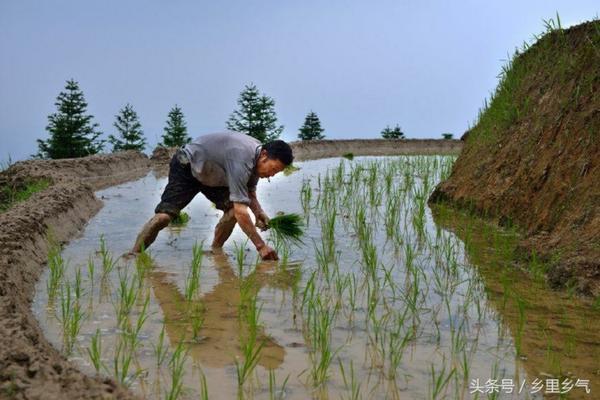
[342,153,354,160]
[0,179,50,213]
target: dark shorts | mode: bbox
[155,150,232,218]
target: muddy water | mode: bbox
[32,157,599,399]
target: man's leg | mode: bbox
[132,150,200,253]
[212,208,237,248]
[132,213,172,253]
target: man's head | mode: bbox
[256,140,294,178]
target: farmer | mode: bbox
[132,131,294,260]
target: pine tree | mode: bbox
[381,124,405,139]
[160,105,191,147]
[36,79,104,159]
[108,104,146,152]
[226,83,284,143]
[298,111,325,140]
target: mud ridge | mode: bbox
[0,151,149,399]
[430,21,600,296]
[149,138,463,164]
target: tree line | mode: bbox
[36,79,443,160]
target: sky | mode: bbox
[0,0,598,161]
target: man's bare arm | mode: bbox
[248,190,263,216]
[248,190,269,230]
[233,202,277,260]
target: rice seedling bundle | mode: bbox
[170,211,190,226]
[268,213,305,247]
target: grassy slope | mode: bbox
[0,179,51,213]
[430,18,600,295]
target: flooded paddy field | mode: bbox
[32,156,599,399]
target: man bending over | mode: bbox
[132,131,293,260]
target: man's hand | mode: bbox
[233,202,275,260]
[255,212,270,231]
[257,243,278,260]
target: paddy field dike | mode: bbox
[430,20,600,296]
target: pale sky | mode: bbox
[0,1,598,161]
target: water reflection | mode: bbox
[431,204,600,397]
[146,249,300,369]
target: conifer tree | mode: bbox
[298,111,325,140]
[226,83,284,143]
[36,79,104,159]
[160,105,191,147]
[108,104,146,152]
[381,124,405,139]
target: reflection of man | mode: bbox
[132,131,294,260]
[147,250,293,369]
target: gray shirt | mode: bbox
[182,131,261,205]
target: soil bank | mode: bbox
[149,138,463,164]
[430,21,600,296]
[0,151,149,399]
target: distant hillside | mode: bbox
[431,19,600,296]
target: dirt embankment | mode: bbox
[0,151,149,399]
[430,21,600,296]
[290,138,462,160]
[149,138,463,164]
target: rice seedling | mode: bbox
[314,239,336,280]
[300,179,312,214]
[386,309,412,379]
[74,266,83,300]
[279,245,290,269]
[411,187,427,238]
[305,297,340,387]
[189,302,204,342]
[301,270,317,312]
[235,339,264,389]
[198,367,209,400]
[134,245,153,283]
[99,235,116,277]
[114,268,139,328]
[86,255,95,286]
[319,210,337,262]
[59,281,86,354]
[165,341,189,400]
[46,238,66,300]
[338,359,362,400]
[384,194,402,244]
[87,328,104,373]
[428,358,456,400]
[122,292,150,350]
[268,370,290,400]
[514,295,527,356]
[342,152,354,160]
[235,276,265,391]
[170,211,190,226]
[234,240,248,277]
[184,242,203,301]
[111,338,142,386]
[152,324,169,367]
